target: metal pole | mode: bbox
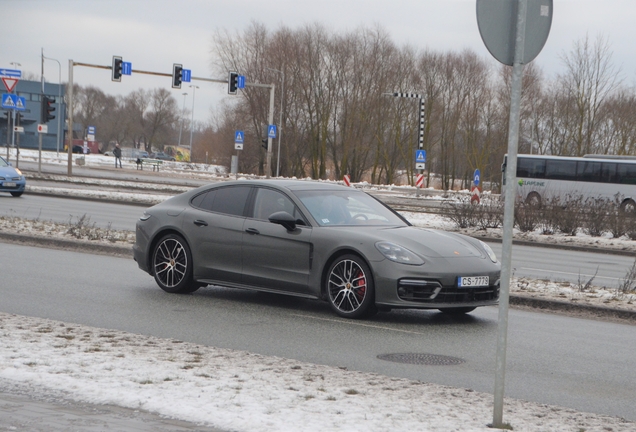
[493,0,527,427]
[189,85,198,162]
[178,92,187,147]
[265,84,276,178]
[43,54,62,156]
[67,60,74,176]
[266,68,284,177]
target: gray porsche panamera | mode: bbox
[133,179,500,319]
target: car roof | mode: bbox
[214,179,354,192]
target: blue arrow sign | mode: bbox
[0,69,21,78]
[235,130,244,143]
[122,62,132,75]
[182,69,191,83]
[237,75,245,89]
[415,149,426,163]
[474,169,481,186]
[268,125,277,139]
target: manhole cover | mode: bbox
[377,353,465,366]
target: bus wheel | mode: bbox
[620,199,636,213]
[526,192,542,207]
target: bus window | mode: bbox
[601,163,617,183]
[617,163,636,184]
[517,157,546,178]
[545,160,577,181]
[577,161,602,183]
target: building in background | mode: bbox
[1,80,68,152]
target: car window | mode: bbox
[294,190,407,227]
[191,186,250,216]
[252,188,306,223]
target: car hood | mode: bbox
[0,166,20,178]
[373,226,485,259]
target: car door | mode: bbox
[183,185,251,284]
[242,187,313,294]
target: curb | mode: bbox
[0,232,133,258]
[2,232,634,323]
[509,294,636,322]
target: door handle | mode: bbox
[193,220,208,227]
[245,228,260,235]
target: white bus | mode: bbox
[502,154,636,211]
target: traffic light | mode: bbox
[112,56,123,82]
[172,64,183,89]
[261,138,268,150]
[228,71,238,95]
[41,96,56,123]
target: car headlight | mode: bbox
[375,241,425,265]
[480,240,498,263]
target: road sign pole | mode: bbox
[67,59,74,176]
[265,84,275,178]
[5,110,10,161]
[493,0,528,427]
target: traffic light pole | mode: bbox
[66,60,276,177]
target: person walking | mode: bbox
[113,143,122,168]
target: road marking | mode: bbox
[291,313,430,335]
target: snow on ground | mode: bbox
[1,312,635,432]
[2,148,636,430]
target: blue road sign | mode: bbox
[88,126,96,135]
[182,69,191,83]
[122,62,132,75]
[1,94,24,110]
[268,125,277,139]
[0,69,21,78]
[237,75,245,89]
[474,169,481,186]
[235,130,244,143]
[415,149,426,163]
[15,96,25,111]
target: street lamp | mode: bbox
[10,62,21,68]
[178,92,187,147]
[266,67,284,177]
[43,54,62,156]
[188,85,199,162]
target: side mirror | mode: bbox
[269,211,298,231]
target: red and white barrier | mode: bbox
[343,174,351,187]
[416,173,424,188]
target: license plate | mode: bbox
[458,276,489,287]
[2,182,16,187]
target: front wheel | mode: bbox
[10,192,23,197]
[326,254,375,319]
[152,233,199,294]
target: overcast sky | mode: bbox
[3,0,635,124]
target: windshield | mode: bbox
[0,157,8,168]
[293,189,409,227]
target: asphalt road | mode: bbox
[2,192,634,288]
[1,243,635,421]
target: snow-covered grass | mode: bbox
[1,312,635,432]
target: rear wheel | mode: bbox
[439,307,476,315]
[10,192,22,197]
[525,192,541,207]
[152,233,200,294]
[326,254,375,319]
[620,199,636,213]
